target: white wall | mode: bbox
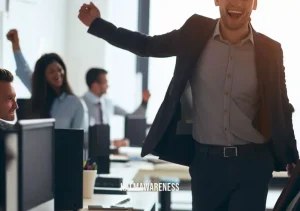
[0,0,140,138]
[66,0,140,139]
[1,0,68,98]
[104,0,139,139]
[65,0,109,97]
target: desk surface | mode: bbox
[80,162,158,211]
[79,159,283,211]
[81,192,158,211]
[118,147,289,180]
[266,189,282,209]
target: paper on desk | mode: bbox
[84,195,129,208]
[118,147,141,157]
[86,209,142,211]
[118,147,159,161]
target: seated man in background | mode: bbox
[82,68,150,147]
[0,68,18,126]
[0,69,17,208]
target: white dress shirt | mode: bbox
[82,91,146,126]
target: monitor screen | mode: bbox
[88,124,110,157]
[125,116,147,147]
[0,130,6,210]
[16,99,30,120]
[18,119,55,210]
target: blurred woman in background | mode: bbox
[7,29,88,131]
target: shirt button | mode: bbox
[224,128,227,131]
[227,74,231,78]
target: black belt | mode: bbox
[196,142,270,157]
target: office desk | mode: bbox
[102,162,141,183]
[118,147,289,181]
[79,162,158,211]
[81,192,158,211]
[136,162,289,181]
[266,189,282,210]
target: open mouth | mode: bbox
[54,77,62,83]
[227,10,243,19]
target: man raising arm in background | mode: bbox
[82,67,150,147]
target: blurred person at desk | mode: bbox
[0,68,17,211]
[82,68,151,147]
[6,29,88,131]
[0,68,18,125]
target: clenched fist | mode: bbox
[6,29,20,52]
[78,2,101,27]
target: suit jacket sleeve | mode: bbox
[279,46,299,163]
[87,15,196,57]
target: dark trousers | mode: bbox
[189,142,274,211]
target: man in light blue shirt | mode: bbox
[82,68,150,144]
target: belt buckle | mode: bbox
[223,147,238,157]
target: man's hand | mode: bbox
[142,90,151,103]
[112,139,129,148]
[78,2,101,27]
[286,163,296,177]
[6,29,20,52]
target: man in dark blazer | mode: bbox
[78,0,299,210]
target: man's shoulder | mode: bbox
[183,14,217,29]
[81,93,89,102]
[255,31,281,49]
[0,120,15,131]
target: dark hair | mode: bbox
[86,68,107,89]
[28,53,74,118]
[0,68,13,82]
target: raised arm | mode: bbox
[114,90,150,116]
[78,2,193,57]
[7,29,32,92]
[114,105,128,116]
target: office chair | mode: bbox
[273,160,300,211]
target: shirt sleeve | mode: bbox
[114,105,128,116]
[14,50,32,92]
[71,98,89,133]
[131,104,146,116]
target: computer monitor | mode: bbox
[5,119,55,211]
[54,129,83,210]
[88,124,110,174]
[16,99,30,120]
[124,115,147,147]
[0,129,6,210]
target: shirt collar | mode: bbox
[58,92,67,101]
[84,91,103,104]
[0,119,14,130]
[213,19,254,45]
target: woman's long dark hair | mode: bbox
[27,53,74,118]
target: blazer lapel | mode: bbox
[186,18,219,79]
[172,17,218,100]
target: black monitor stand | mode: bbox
[88,125,110,174]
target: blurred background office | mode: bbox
[1,0,299,150]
